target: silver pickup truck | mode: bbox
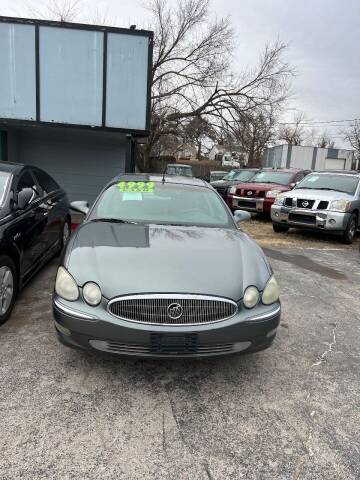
[271,171,360,244]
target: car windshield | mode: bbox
[89,181,234,228]
[251,171,294,186]
[295,174,359,194]
[166,166,192,177]
[0,172,10,206]
[230,170,257,182]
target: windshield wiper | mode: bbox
[90,218,138,224]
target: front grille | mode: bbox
[284,198,293,207]
[236,200,257,209]
[89,338,235,356]
[296,199,315,209]
[318,200,329,210]
[108,294,237,325]
[288,213,316,224]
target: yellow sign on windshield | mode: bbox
[116,181,155,193]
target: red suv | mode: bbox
[227,169,311,215]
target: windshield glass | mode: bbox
[89,181,234,228]
[222,170,237,180]
[166,166,193,177]
[0,172,10,206]
[251,171,293,186]
[231,170,257,182]
[295,174,359,194]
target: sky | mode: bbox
[1,0,359,147]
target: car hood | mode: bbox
[211,180,239,188]
[233,182,290,192]
[283,188,354,201]
[64,222,271,301]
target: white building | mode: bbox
[262,144,357,171]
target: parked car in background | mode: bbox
[54,174,281,358]
[209,171,227,183]
[222,153,240,168]
[211,168,260,200]
[227,169,311,214]
[0,162,70,324]
[165,164,193,177]
[271,171,360,244]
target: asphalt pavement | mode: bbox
[0,245,359,479]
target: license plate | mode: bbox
[150,333,197,354]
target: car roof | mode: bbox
[166,164,192,168]
[109,173,208,188]
[264,168,303,173]
[0,161,24,173]
[312,170,360,176]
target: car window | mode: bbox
[16,170,40,201]
[33,169,59,195]
[295,174,359,194]
[0,172,10,207]
[89,181,234,228]
[251,171,294,186]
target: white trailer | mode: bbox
[262,144,356,171]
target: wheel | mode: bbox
[62,219,71,246]
[272,223,289,233]
[341,213,357,244]
[0,255,18,326]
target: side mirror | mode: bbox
[17,188,34,210]
[234,209,251,223]
[70,201,89,215]
[289,182,299,189]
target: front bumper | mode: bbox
[229,195,274,214]
[53,296,281,358]
[271,205,350,231]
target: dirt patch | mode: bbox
[241,216,360,250]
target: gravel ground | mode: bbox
[0,219,359,479]
[241,215,360,250]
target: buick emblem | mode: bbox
[302,200,309,208]
[167,303,183,320]
[247,190,253,196]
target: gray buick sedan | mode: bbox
[53,175,280,358]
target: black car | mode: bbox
[0,162,70,324]
[211,168,260,199]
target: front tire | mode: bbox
[341,213,357,244]
[57,219,71,255]
[0,256,18,326]
[273,223,289,233]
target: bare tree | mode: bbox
[277,112,307,145]
[25,0,83,22]
[226,108,277,166]
[182,117,216,159]
[316,131,335,149]
[142,0,292,168]
[343,119,360,164]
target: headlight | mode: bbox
[274,195,285,205]
[55,266,79,301]
[266,190,282,198]
[262,275,280,305]
[243,286,260,308]
[82,282,102,306]
[229,186,237,194]
[329,200,351,212]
